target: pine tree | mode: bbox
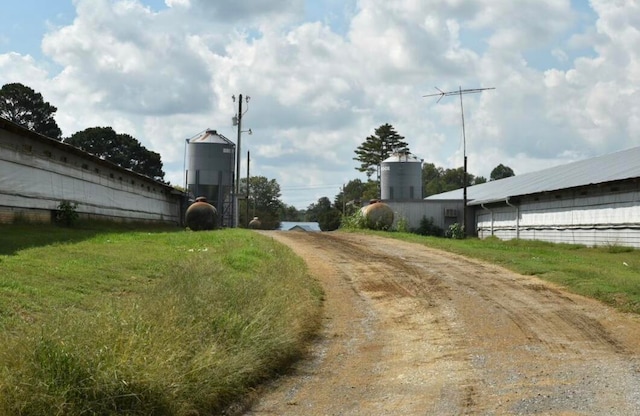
[353,123,409,191]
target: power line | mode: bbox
[281,184,344,191]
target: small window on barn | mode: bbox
[60,156,67,163]
[119,176,123,181]
[110,173,114,179]
[94,167,99,174]
[81,163,89,170]
[22,144,32,153]
[43,150,52,158]
[131,180,135,185]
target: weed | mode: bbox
[56,200,79,227]
[445,222,465,239]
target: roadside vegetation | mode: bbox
[353,228,640,315]
[0,224,323,415]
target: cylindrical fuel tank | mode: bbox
[360,200,394,230]
[248,217,262,229]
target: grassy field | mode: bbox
[365,230,640,314]
[2,224,640,414]
[0,224,323,415]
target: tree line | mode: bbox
[0,83,164,181]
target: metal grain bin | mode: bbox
[186,130,235,227]
[380,150,423,201]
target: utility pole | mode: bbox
[232,94,250,228]
[246,150,250,227]
[424,86,495,237]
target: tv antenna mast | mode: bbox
[424,86,495,237]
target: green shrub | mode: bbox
[414,216,443,237]
[395,216,410,233]
[445,222,465,239]
[56,201,79,227]
[340,210,368,230]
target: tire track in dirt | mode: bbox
[245,231,640,415]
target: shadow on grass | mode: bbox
[0,222,182,256]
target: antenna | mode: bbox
[424,86,495,237]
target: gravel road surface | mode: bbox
[244,231,640,415]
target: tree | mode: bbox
[354,123,409,188]
[423,163,478,197]
[422,163,445,197]
[279,204,302,221]
[474,176,487,185]
[0,82,62,139]
[305,197,332,222]
[306,197,341,231]
[65,127,165,181]
[239,176,283,229]
[490,164,515,181]
[334,179,366,216]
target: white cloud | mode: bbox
[2,0,640,208]
[165,0,190,8]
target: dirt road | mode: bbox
[245,231,640,415]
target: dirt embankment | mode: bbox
[245,231,640,415]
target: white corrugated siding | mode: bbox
[0,132,181,224]
[477,190,640,247]
[385,200,463,231]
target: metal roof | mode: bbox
[425,146,640,205]
[382,151,422,164]
[279,221,321,231]
[188,129,234,145]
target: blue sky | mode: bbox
[1,0,639,209]
[0,1,73,59]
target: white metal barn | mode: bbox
[0,117,183,225]
[426,147,640,248]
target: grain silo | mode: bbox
[186,129,235,227]
[380,150,423,200]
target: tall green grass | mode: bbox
[0,225,323,415]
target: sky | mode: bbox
[1,0,638,209]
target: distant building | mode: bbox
[279,221,321,232]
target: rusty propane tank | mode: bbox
[360,199,394,230]
[185,196,218,231]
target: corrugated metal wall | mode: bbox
[385,200,463,232]
[476,187,640,247]
[0,124,182,225]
